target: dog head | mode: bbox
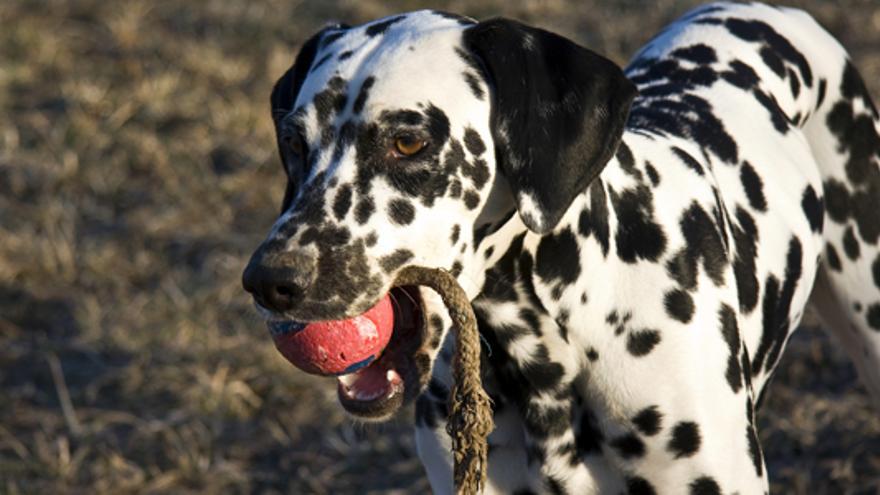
[243,10,635,420]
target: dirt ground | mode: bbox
[1,1,879,493]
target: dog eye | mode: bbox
[393,135,426,157]
[284,134,307,159]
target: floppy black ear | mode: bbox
[464,19,637,234]
[271,24,348,212]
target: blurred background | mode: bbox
[1,0,878,493]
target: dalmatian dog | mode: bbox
[242,2,880,493]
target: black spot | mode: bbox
[680,202,728,287]
[449,178,462,198]
[355,197,375,224]
[332,184,353,220]
[379,249,413,273]
[824,62,880,243]
[816,78,827,108]
[719,303,743,393]
[747,424,764,476]
[732,206,760,312]
[382,109,423,127]
[626,476,657,495]
[450,224,460,244]
[463,71,485,100]
[854,301,863,312]
[463,190,480,210]
[710,188,730,252]
[825,242,842,272]
[535,228,581,285]
[299,225,350,247]
[311,49,338,73]
[645,161,660,186]
[672,147,704,176]
[353,76,375,114]
[753,88,790,133]
[664,289,695,323]
[616,141,643,181]
[611,186,667,263]
[752,237,803,374]
[873,254,880,288]
[759,46,785,78]
[464,127,486,156]
[627,329,661,357]
[842,226,860,260]
[671,44,717,64]
[801,185,824,232]
[425,104,452,149]
[788,68,801,98]
[721,59,760,90]
[867,304,880,331]
[450,261,462,277]
[724,18,813,86]
[823,179,850,224]
[694,17,724,26]
[364,232,377,247]
[689,476,721,495]
[312,76,349,125]
[365,15,405,37]
[337,49,353,61]
[606,311,619,325]
[586,347,599,362]
[523,403,570,439]
[611,433,645,459]
[632,406,662,436]
[481,233,523,302]
[387,198,415,225]
[739,161,767,211]
[578,180,611,256]
[667,248,698,291]
[668,421,701,458]
[629,85,738,164]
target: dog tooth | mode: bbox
[338,373,358,389]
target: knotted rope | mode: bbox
[395,266,493,495]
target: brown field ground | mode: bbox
[1,1,879,493]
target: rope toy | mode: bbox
[395,266,493,495]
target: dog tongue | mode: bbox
[272,295,394,376]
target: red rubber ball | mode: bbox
[273,295,394,376]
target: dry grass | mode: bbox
[1,1,878,493]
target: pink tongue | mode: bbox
[272,295,395,376]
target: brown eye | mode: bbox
[286,135,306,158]
[394,135,426,157]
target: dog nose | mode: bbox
[242,244,316,313]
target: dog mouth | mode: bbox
[267,286,426,420]
[335,286,425,419]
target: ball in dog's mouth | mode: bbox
[268,286,425,419]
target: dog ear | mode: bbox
[464,19,637,234]
[271,24,348,212]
